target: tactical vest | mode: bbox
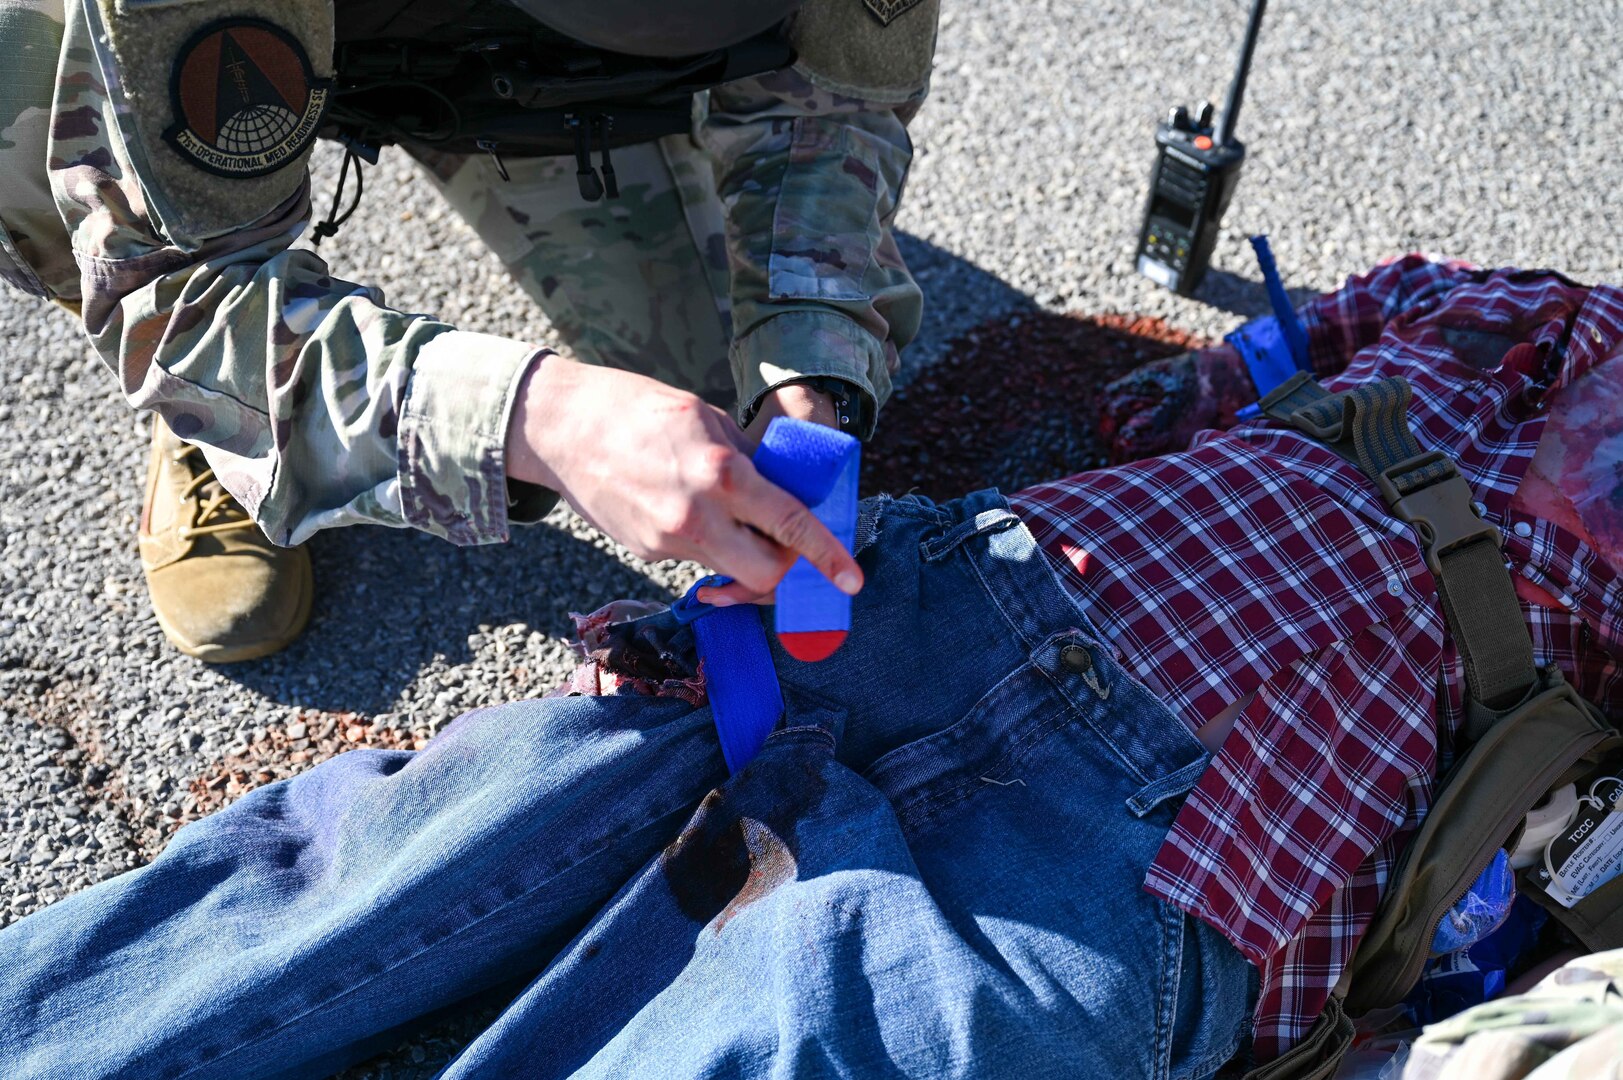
[1240,372,1623,1080]
[325,0,794,196]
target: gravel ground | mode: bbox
[3,0,1621,1075]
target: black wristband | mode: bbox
[779,376,869,438]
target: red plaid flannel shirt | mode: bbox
[1007,257,1623,1059]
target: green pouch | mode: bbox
[1239,674,1618,1080]
[1238,996,1354,1080]
[1343,668,1619,1015]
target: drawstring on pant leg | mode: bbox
[312,140,372,245]
[595,114,619,199]
[570,113,605,202]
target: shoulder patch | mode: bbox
[163,19,330,178]
[86,0,333,247]
[862,0,926,25]
[788,0,939,104]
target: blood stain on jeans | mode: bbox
[862,311,1204,499]
[716,819,799,932]
[662,789,751,924]
[661,757,827,931]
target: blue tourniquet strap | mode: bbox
[692,600,785,774]
[752,421,861,642]
[751,420,856,507]
[676,419,861,773]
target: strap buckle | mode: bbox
[1377,451,1501,579]
[671,574,731,625]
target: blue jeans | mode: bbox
[0,491,1255,1079]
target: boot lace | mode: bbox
[172,444,258,541]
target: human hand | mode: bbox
[504,357,863,604]
[700,383,845,606]
[1098,344,1253,464]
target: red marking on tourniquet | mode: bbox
[779,630,847,662]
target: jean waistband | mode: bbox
[861,489,1210,829]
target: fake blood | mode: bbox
[862,310,1206,499]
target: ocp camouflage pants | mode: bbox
[412,133,736,406]
[1402,949,1623,1080]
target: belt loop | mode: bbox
[920,505,1020,562]
[1126,755,1210,817]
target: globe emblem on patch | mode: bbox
[217,104,300,156]
[164,19,332,178]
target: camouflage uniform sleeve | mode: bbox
[44,2,554,548]
[700,0,938,438]
[0,0,81,304]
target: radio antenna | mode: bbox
[1215,0,1267,147]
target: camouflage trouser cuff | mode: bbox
[732,311,891,440]
[398,331,553,545]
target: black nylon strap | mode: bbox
[1259,374,1537,711]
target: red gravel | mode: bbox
[180,714,427,826]
[862,311,1208,499]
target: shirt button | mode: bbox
[1060,644,1093,674]
[1513,522,1533,538]
[1386,579,1404,597]
[1472,501,1488,517]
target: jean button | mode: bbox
[1060,644,1093,674]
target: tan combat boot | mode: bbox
[139,416,314,663]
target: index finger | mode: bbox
[728,462,863,597]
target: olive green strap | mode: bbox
[1259,373,1537,713]
[1257,371,1333,424]
[1240,994,1354,1080]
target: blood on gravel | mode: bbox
[181,714,427,826]
[862,311,1207,500]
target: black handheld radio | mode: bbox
[1134,0,1268,296]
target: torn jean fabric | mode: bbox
[0,491,1255,1080]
